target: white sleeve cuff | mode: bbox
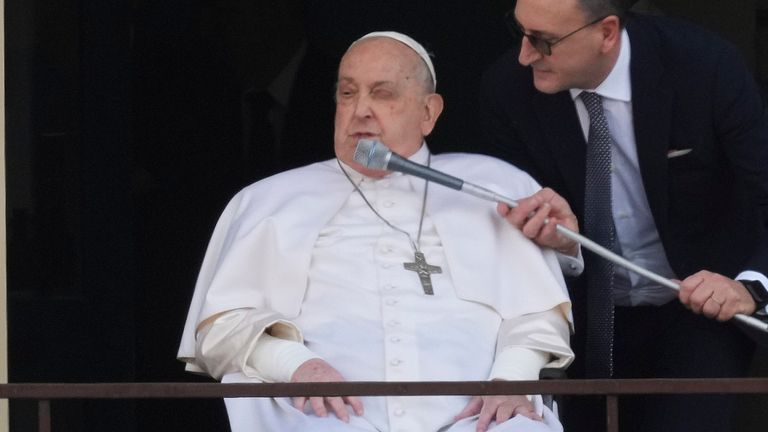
[557,246,584,276]
[736,270,768,289]
[736,270,768,314]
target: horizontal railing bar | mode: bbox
[1,378,768,399]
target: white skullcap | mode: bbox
[354,31,436,89]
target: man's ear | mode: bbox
[421,93,444,136]
[599,16,622,53]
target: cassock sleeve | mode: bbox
[489,307,574,381]
[195,308,320,381]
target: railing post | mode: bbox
[38,400,50,432]
[606,395,618,432]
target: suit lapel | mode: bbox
[533,91,588,215]
[627,21,674,238]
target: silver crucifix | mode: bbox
[404,251,442,295]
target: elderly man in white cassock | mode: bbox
[178,31,583,432]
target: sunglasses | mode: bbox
[505,11,607,56]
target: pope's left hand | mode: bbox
[454,394,542,432]
[678,270,756,321]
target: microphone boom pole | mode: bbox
[353,139,768,333]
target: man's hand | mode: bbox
[497,187,579,256]
[290,358,364,422]
[454,395,541,432]
[679,270,756,321]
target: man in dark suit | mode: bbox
[479,0,768,431]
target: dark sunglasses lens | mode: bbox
[504,11,550,55]
[531,37,550,55]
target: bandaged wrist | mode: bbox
[245,333,320,383]
[489,346,550,381]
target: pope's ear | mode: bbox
[421,93,444,136]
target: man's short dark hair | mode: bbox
[577,0,635,22]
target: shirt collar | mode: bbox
[570,28,632,102]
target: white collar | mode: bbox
[570,29,632,103]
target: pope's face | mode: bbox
[515,0,610,93]
[334,38,441,177]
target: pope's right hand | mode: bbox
[290,358,364,422]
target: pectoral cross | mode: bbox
[404,251,442,295]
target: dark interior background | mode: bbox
[5,1,768,430]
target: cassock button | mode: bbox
[383,200,395,208]
[389,336,401,343]
[387,320,401,327]
[389,358,402,366]
[385,299,398,306]
[393,408,405,416]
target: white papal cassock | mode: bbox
[178,145,576,432]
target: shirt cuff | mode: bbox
[557,246,584,276]
[736,270,768,314]
[245,333,321,383]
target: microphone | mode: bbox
[353,139,520,208]
[352,139,768,334]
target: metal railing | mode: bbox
[2,378,768,432]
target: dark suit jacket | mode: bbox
[480,13,768,375]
